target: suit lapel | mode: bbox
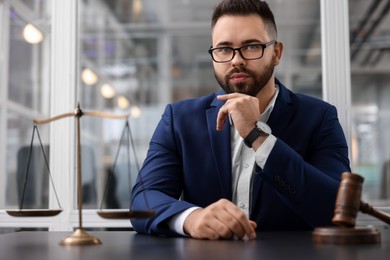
[206,96,232,199]
[267,83,295,137]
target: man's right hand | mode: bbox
[183,199,257,240]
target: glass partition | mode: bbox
[271,0,322,99]
[349,0,390,205]
[3,0,51,210]
[78,0,322,211]
[8,9,47,111]
[6,112,50,210]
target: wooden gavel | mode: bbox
[332,172,390,227]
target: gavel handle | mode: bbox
[360,201,390,225]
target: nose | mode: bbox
[231,49,246,66]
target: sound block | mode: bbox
[312,226,381,244]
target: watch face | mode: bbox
[256,122,272,135]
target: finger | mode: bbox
[216,94,230,101]
[216,105,228,131]
[224,206,256,239]
[216,212,246,238]
[214,199,256,239]
[212,213,255,240]
[209,220,235,239]
[249,220,257,229]
[217,93,246,101]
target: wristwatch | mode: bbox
[243,122,272,148]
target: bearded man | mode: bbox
[131,0,350,240]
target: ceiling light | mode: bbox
[133,0,143,16]
[130,106,141,118]
[23,23,44,44]
[81,68,98,85]
[100,83,116,99]
[117,96,130,109]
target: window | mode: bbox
[77,0,323,219]
[0,0,51,233]
[349,0,390,205]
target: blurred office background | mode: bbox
[0,0,390,232]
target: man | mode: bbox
[130,0,350,240]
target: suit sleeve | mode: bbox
[259,105,350,228]
[130,104,196,236]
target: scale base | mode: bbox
[60,228,102,246]
[313,226,381,244]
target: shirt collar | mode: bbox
[260,84,279,123]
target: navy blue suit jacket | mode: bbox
[131,79,350,236]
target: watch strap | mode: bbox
[243,127,262,148]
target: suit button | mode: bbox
[239,202,248,209]
[274,176,295,195]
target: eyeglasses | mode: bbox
[208,40,277,63]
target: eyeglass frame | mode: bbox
[208,40,277,63]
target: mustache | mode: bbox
[226,67,255,79]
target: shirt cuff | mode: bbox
[168,207,200,236]
[254,134,277,168]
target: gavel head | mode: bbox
[332,172,364,227]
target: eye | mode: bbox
[242,44,262,51]
[215,47,232,54]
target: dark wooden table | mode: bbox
[0,226,389,260]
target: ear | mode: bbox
[273,41,283,66]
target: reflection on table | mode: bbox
[0,226,389,260]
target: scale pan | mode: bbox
[97,210,156,219]
[6,209,63,217]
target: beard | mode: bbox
[214,59,275,97]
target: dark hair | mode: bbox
[211,0,277,39]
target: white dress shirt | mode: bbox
[169,86,279,235]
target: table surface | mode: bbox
[0,226,389,260]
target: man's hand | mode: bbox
[183,199,257,240]
[216,93,260,138]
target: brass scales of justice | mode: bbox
[6,104,155,246]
